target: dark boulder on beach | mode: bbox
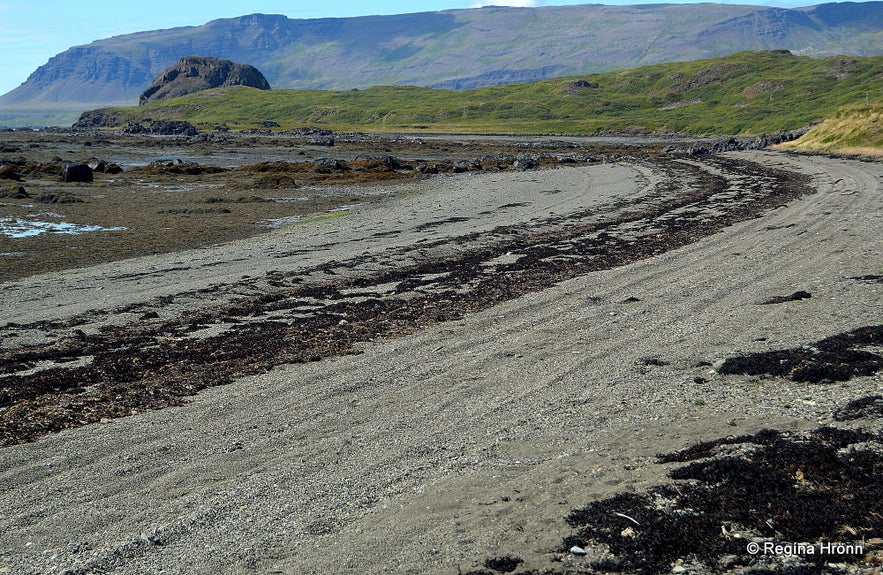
[60,163,93,183]
[139,56,271,105]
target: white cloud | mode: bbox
[470,1,541,7]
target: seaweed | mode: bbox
[563,427,883,575]
[717,326,883,383]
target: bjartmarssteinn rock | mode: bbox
[139,56,270,105]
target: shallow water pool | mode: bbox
[0,217,126,238]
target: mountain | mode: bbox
[1,2,882,126]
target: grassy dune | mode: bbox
[89,51,883,137]
[776,104,883,156]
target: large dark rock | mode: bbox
[139,56,271,105]
[72,109,125,129]
[121,119,199,136]
[0,165,22,181]
[60,163,93,183]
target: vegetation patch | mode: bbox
[76,51,883,136]
[777,103,883,156]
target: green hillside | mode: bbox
[85,51,883,136]
[778,103,883,156]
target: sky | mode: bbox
[0,0,849,97]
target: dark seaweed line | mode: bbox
[0,156,814,446]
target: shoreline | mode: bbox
[0,148,881,574]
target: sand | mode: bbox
[0,149,881,574]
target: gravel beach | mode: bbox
[0,144,881,574]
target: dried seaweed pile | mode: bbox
[718,325,883,383]
[557,427,883,575]
[466,429,882,575]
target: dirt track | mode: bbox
[0,145,881,574]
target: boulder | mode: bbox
[309,134,335,147]
[36,192,84,204]
[512,157,536,171]
[87,159,108,172]
[0,185,29,199]
[72,109,125,129]
[61,163,94,183]
[139,56,271,105]
[0,165,22,180]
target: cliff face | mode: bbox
[1,3,882,114]
[6,45,156,105]
[139,56,270,105]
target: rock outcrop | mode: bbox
[121,119,200,136]
[139,56,270,105]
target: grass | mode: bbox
[776,103,883,156]
[307,210,355,221]
[88,50,883,137]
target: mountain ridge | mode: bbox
[1,2,882,126]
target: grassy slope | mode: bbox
[98,51,883,136]
[776,103,883,156]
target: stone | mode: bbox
[35,192,84,204]
[60,163,93,183]
[150,158,197,168]
[309,134,335,146]
[0,165,22,180]
[562,79,600,95]
[139,56,271,105]
[139,530,160,547]
[87,159,108,172]
[0,185,29,199]
[513,157,536,171]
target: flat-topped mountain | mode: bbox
[1,2,881,124]
[139,56,270,105]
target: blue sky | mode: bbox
[0,0,843,96]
